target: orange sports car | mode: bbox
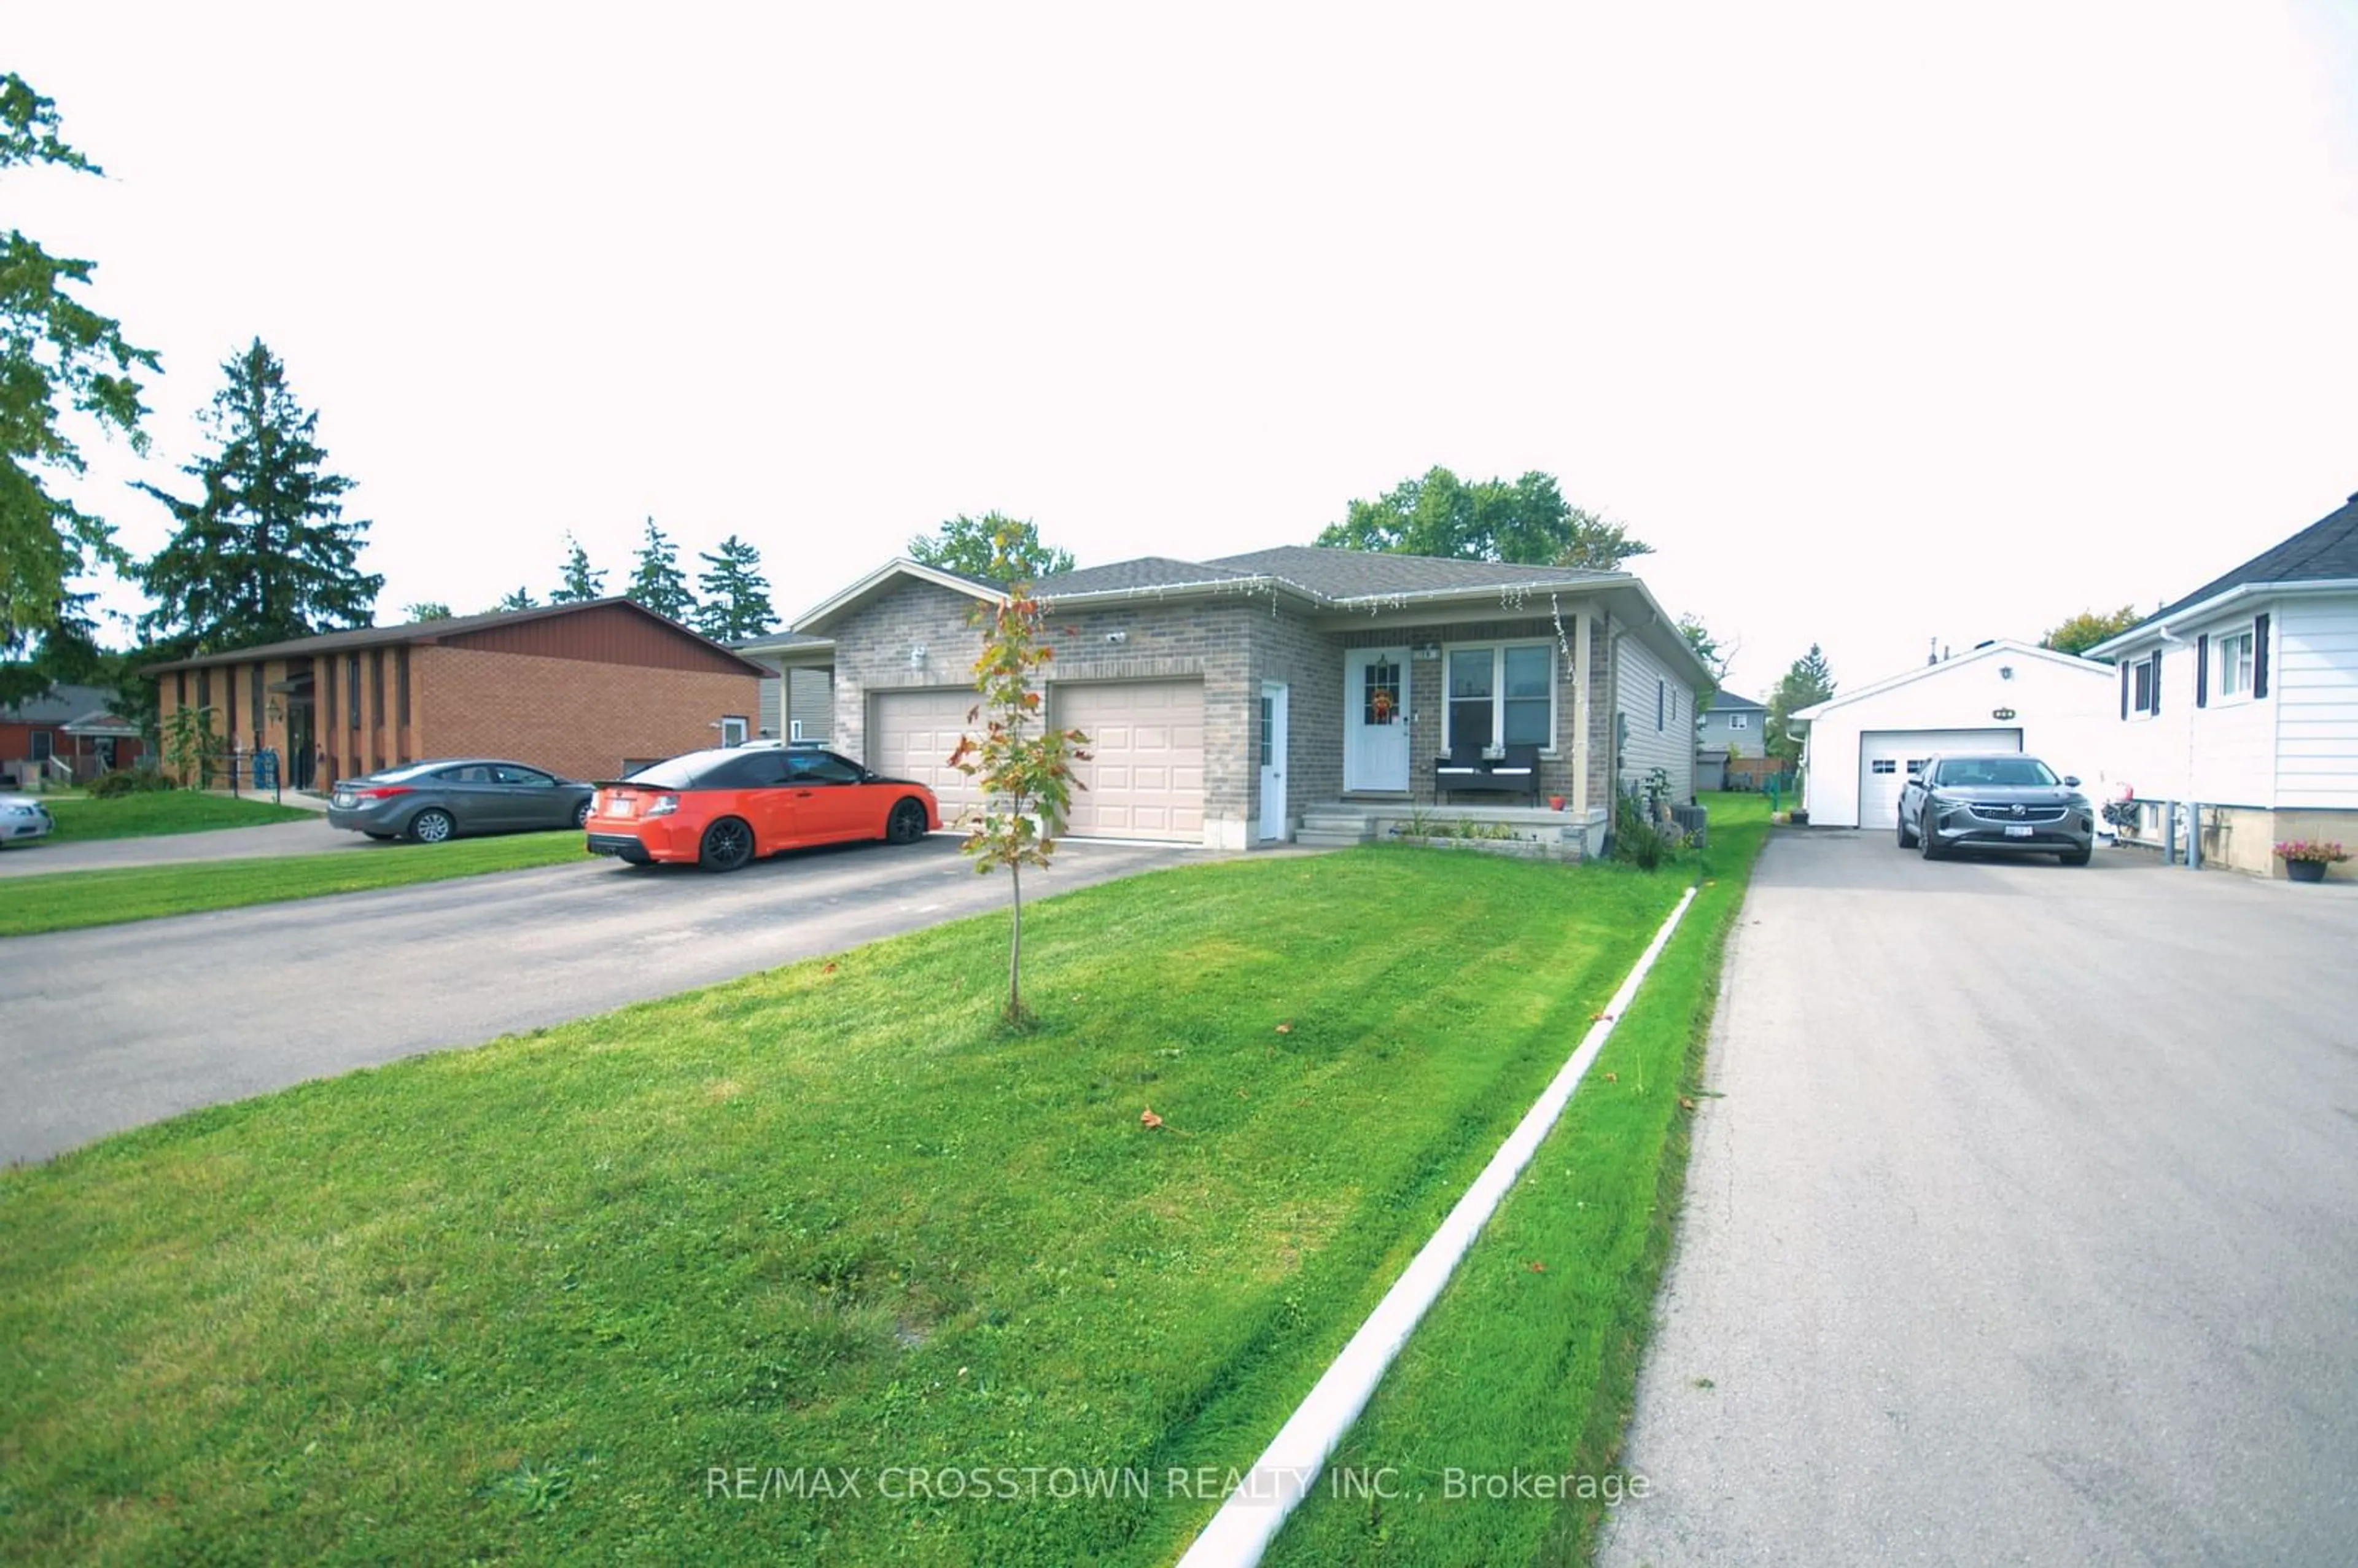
[585,746,941,871]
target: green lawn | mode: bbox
[0,836,1743,1566]
[0,834,591,938]
[1266,793,1772,1566]
[39,791,314,842]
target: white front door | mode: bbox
[1344,649,1409,791]
[1258,682,1288,840]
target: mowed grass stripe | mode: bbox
[1,847,1691,1566]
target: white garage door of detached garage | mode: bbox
[873,688,984,825]
[1057,680,1206,842]
[1857,728,2021,828]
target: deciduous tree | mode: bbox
[1679,613,1737,712]
[909,511,1075,581]
[1314,466,1651,569]
[136,338,380,652]
[948,538,1089,1027]
[493,586,537,612]
[404,601,453,622]
[1,74,160,666]
[2041,605,2140,658]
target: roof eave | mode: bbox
[793,559,1005,635]
[2087,577,2358,658]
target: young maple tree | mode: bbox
[948,565,1089,1026]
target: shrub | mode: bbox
[87,768,175,798]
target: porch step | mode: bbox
[1295,806,1377,848]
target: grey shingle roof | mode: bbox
[1035,557,1259,596]
[2149,491,2358,625]
[1,683,120,723]
[1202,546,1616,599]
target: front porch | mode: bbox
[1292,799,1611,861]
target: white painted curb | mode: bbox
[1175,885,1700,1568]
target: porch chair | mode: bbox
[1491,743,1541,804]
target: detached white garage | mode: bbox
[1797,640,2118,829]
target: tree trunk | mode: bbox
[1007,858,1023,1021]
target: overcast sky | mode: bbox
[12,1,2357,698]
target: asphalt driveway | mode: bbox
[0,835,1202,1165]
[1602,834,2358,1567]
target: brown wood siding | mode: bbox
[442,602,750,674]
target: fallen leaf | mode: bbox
[822,962,838,974]
[1679,1096,1697,1111]
[1603,1072,1618,1084]
[1140,1108,1164,1129]
[1275,1023,1293,1035]
[1235,1090,1248,1099]
[1590,1012,1616,1023]
[1527,1260,1547,1273]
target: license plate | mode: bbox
[609,797,635,817]
[2004,824,2034,838]
[333,793,354,808]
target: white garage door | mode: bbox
[1057,680,1206,842]
[1858,728,2021,828]
[873,688,984,826]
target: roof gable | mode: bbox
[1793,638,2111,721]
[792,559,1004,635]
[144,599,766,675]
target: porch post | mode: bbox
[1571,608,1593,826]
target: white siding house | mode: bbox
[1794,640,2118,829]
[2089,490,2358,877]
[1616,627,1697,804]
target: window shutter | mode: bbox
[2150,650,2162,713]
[2195,634,2209,707]
[2254,613,2271,699]
[2120,660,2130,720]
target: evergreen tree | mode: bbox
[493,587,537,612]
[1765,644,1836,765]
[403,601,454,622]
[136,338,380,651]
[1,74,161,662]
[626,516,695,621]
[550,534,605,603]
[694,535,776,640]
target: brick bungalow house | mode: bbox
[782,546,1707,853]
[1,684,150,787]
[148,599,766,790]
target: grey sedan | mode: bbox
[1897,753,2097,866]
[0,793,55,848]
[325,758,594,844]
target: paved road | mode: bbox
[0,815,361,877]
[1602,833,2358,1568]
[1,836,1201,1165]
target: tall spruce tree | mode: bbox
[493,586,537,612]
[136,338,379,651]
[550,534,605,603]
[1,74,160,673]
[694,535,776,640]
[1765,643,1836,765]
[626,516,695,621]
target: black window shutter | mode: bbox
[2196,634,2209,707]
[2254,613,2271,699]
[2150,650,2163,713]
[2120,660,2130,720]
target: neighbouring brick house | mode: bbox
[1,684,150,787]
[147,599,766,790]
[784,548,1708,853]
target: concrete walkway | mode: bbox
[1600,832,2358,1567]
[0,812,362,877]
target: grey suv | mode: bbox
[1896,753,2096,866]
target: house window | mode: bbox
[197,669,211,713]
[1906,759,1927,777]
[1448,643,1555,751]
[788,718,804,742]
[348,656,362,729]
[1259,694,1274,765]
[1361,658,1401,726]
[251,666,265,739]
[1657,678,1666,732]
[1729,714,1749,731]
[720,716,749,748]
[2217,627,2255,698]
[395,646,411,727]
[1870,759,1896,775]
[29,730,52,762]
[2131,655,2157,715]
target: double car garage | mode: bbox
[870,680,1207,843]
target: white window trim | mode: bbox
[1727,713,1749,730]
[2129,653,2158,720]
[2214,625,2255,703]
[1441,638,1559,757]
[720,715,750,747]
[789,718,805,742]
